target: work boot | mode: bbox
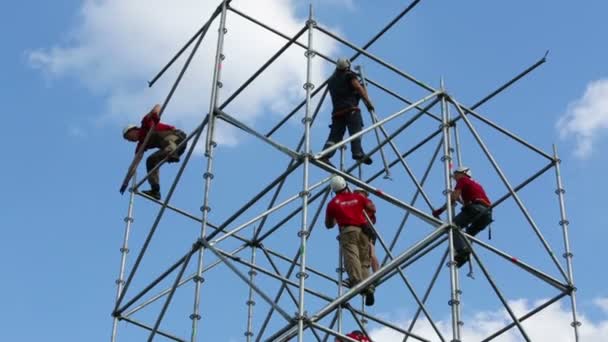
[353,154,373,165]
[142,187,161,200]
[167,154,180,163]
[365,290,375,306]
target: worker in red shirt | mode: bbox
[122,104,187,200]
[354,188,380,274]
[326,175,376,306]
[335,330,371,342]
[432,167,493,267]
[320,58,374,166]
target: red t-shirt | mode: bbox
[345,331,370,342]
[455,176,491,206]
[135,112,176,152]
[326,192,372,228]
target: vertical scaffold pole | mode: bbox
[111,174,137,342]
[245,227,257,341]
[440,81,462,341]
[296,7,315,341]
[191,2,228,341]
[337,145,346,335]
[552,145,581,342]
[451,106,463,167]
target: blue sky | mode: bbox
[3,0,608,341]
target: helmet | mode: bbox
[336,57,351,70]
[330,175,347,192]
[453,166,472,177]
[123,124,138,138]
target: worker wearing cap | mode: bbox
[320,57,375,166]
[354,188,380,273]
[335,330,371,342]
[432,166,493,267]
[122,104,187,200]
[326,175,377,306]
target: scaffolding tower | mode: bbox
[111,1,580,341]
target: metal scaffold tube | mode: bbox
[296,8,315,341]
[112,174,137,342]
[190,1,228,340]
[553,145,581,341]
[110,1,580,340]
[439,82,462,341]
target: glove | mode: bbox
[366,102,375,112]
[432,208,443,218]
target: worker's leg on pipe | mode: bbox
[340,226,364,287]
[346,110,372,164]
[322,115,347,161]
[357,229,372,292]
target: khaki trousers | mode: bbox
[146,131,182,187]
[340,226,373,292]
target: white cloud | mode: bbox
[557,79,608,159]
[595,297,608,314]
[369,298,608,341]
[29,0,340,145]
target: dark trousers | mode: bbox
[322,110,364,158]
[452,203,493,253]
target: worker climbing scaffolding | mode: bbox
[432,166,493,267]
[320,57,375,166]
[121,104,187,200]
[326,175,377,306]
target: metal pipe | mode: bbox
[365,213,445,341]
[316,90,442,159]
[462,234,532,341]
[118,13,209,193]
[123,245,248,317]
[148,245,194,342]
[121,317,186,342]
[471,51,548,110]
[267,227,447,341]
[112,174,137,342]
[254,190,331,341]
[296,12,315,341]
[357,65,435,209]
[449,98,570,281]
[469,235,568,291]
[440,86,462,341]
[553,145,581,341]
[147,9,219,87]
[216,110,299,158]
[403,250,448,342]
[383,139,443,266]
[245,229,257,342]
[453,100,553,161]
[452,113,463,167]
[191,2,228,339]
[310,322,359,342]
[252,88,329,241]
[133,119,207,191]
[481,291,568,342]
[315,25,436,92]
[347,304,430,342]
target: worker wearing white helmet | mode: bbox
[432,166,493,267]
[319,57,375,166]
[122,104,187,200]
[326,175,377,306]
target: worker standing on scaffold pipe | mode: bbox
[354,188,380,274]
[320,58,375,166]
[326,175,377,306]
[122,104,187,200]
[432,166,493,267]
